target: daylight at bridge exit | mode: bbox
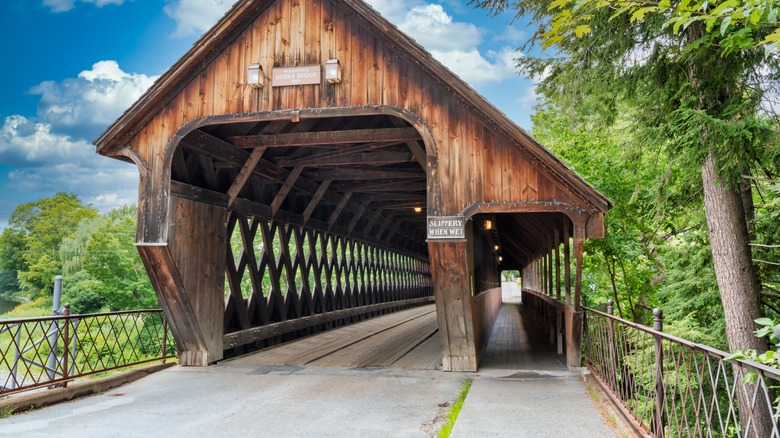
[1,0,779,437]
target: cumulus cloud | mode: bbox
[31,61,158,138]
[43,0,125,13]
[164,0,234,38]
[6,160,138,213]
[0,116,91,166]
[0,115,138,213]
[399,5,482,51]
[367,1,518,86]
[2,60,150,214]
[430,46,518,86]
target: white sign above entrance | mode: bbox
[427,216,466,240]
[272,66,322,87]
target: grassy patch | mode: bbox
[437,378,473,438]
[0,405,16,419]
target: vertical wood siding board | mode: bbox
[241,25,253,113]
[281,0,293,109]
[212,50,228,115]
[459,107,472,206]
[290,0,303,108]
[336,8,351,107]
[198,65,212,117]
[382,43,398,105]
[227,34,243,115]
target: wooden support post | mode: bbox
[564,305,583,369]
[429,240,477,372]
[573,226,585,310]
[564,220,571,305]
[554,229,562,301]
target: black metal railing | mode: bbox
[584,302,780,437]
[0,306,175,396]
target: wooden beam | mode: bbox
[271,165,303,216]
[276,151,415,167]
[228,127,421,148]
[226,147,267,208]
[328,192,353,229]
[306,168,424,181]
[348,201,370,235]
[303,180,331,224]
[332,179,426,193]
[391,118,427,168]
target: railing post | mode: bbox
[607,300,618,392]
[46,275,63,387]
[653,307,665,438]
[161,316,169,364]
[11,323,20,390]
[62,304,70,388]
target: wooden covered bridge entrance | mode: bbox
[94,0,611,372]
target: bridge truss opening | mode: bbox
[161,110,435,361]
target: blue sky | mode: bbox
[0,0,538,229]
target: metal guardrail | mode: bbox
[584,302,780,437]
[0,306,175,396]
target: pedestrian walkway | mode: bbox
[451,284,616,437]
[0,283,621,437]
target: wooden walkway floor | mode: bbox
[229,301,565,371]
[231,304,442,370]
[479,303,566,371]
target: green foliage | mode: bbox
[0,193,99,298]
[0,269,19,294]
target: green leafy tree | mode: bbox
[0,193,99,297]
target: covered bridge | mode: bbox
[94,0,611,371]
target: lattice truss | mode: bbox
[223,211,433,334]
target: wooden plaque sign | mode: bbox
[427,216,466,240]
[272,66,322,87]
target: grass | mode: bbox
[437,378,473,438]
[0,405,16,418]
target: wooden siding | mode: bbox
[166,195,227,364]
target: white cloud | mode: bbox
[6,160,138,214]
[0,116,90,165]
[0,115,138,213]
[43,0,125,13]
[431,46,518,86]
[399,5,482,51]
[164,0,234,38]
[31,61,158,137]
[367,2,519,86]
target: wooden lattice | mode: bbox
[223,211,432,353]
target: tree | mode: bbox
[0,193,99,297]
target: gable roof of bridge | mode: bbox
[93,0,611,215]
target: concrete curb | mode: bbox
[579,369,649,438]
[0,362,175,413]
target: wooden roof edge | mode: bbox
[93,0,267,155]
[93,0,612,212]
